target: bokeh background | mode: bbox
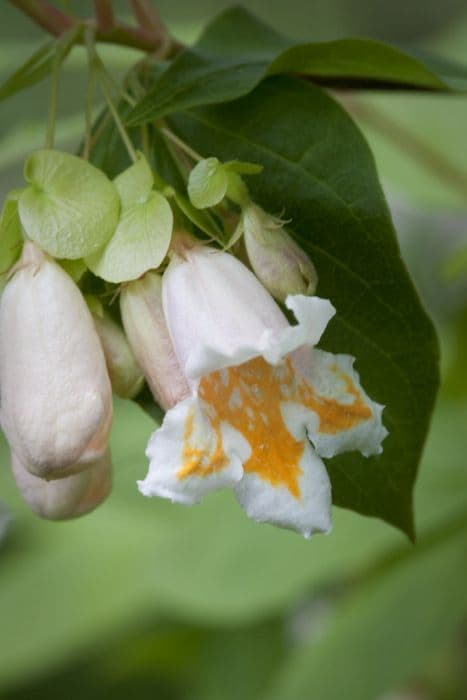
[1,2,467,699]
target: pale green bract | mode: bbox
[188,156,228,209]
[18,149,120,259]
[86,156,173,283]
[0,194,23,290]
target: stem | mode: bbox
[344,97,467,202]
[45,45,61,148]
[93,0,114,34]
[99,78,137,162]
[85,29,137,163]
[9,0,183,55]
[130,0,164,36]
[9,0,74,35]
[159,126,203,162]
[83,26,97,160]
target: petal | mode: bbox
[235,439,331,538]
[139,394,249,505]
[291,347,388,458]
[162,244,288,379]
[197,358,332,535]
[262,294,336,365]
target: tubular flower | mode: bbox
[120,271,190,410]
[138,241,387,537]
[242,202,318,302]
[0,243,113,479]
[11,450,112,521]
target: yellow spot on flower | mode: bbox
[177,355,373,498]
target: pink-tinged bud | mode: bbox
[120,272,190,410]
[11,450,112,521]
[242,203,318,303]
[0,243,113,479]
[92,311,145,399]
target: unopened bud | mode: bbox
[120,272,190,410]
[242,203,318,302]
[11,449,112,521]
[0,242,113,479]
[92,309,145,399]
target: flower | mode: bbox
[11,449,112,521]
[241,202,318,302]
[120,271,191,410]
[0,242,113,480]
[92,308,145,399]
[138,239,387,537]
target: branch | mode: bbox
[9,0,183,55]
[93,0,114,34]
[9,0,74,36]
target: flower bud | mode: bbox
[120,272,190,410]
[11,449,112,521]
[0,242,113,479]
[242,203,318,302]
[92,310,145,399]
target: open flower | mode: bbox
[138,238,387,537]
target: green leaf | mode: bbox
[127,7,464,126]
[169,76,440,537]
[263,515,467,700]
[19,149,120,259]
[113,153,154,208]
[86,156,172,282]
[0,26,80,104]
[188,157,228,208]
[86,190,173,283]
[225,160,263,176]
[0,195,23,288]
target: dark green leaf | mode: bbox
[127,6,464,126]
[169,76,440,536]
[263,515,467,700]
[0,26,80,104]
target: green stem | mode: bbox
[45,48,61,148]
[83,26,97,160]
[159,126,203,162]
[85,29,137,163]
[99,77,137,163]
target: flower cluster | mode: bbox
[0,150,387,535]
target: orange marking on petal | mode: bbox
[177,409,228,480]
[297,365,373,435]
[198,357,304,499]
[178,353,373,498]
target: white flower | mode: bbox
[92,309,144,399]
[138,240,388,537]
[0,243,113,479]
[120,271,190,410]
[11,449,112,520]
[242,202,318,302]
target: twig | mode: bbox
[93,0,114,34]
[9,0,73,35]
[9,0,183,55]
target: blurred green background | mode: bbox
[1,2,467,699]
